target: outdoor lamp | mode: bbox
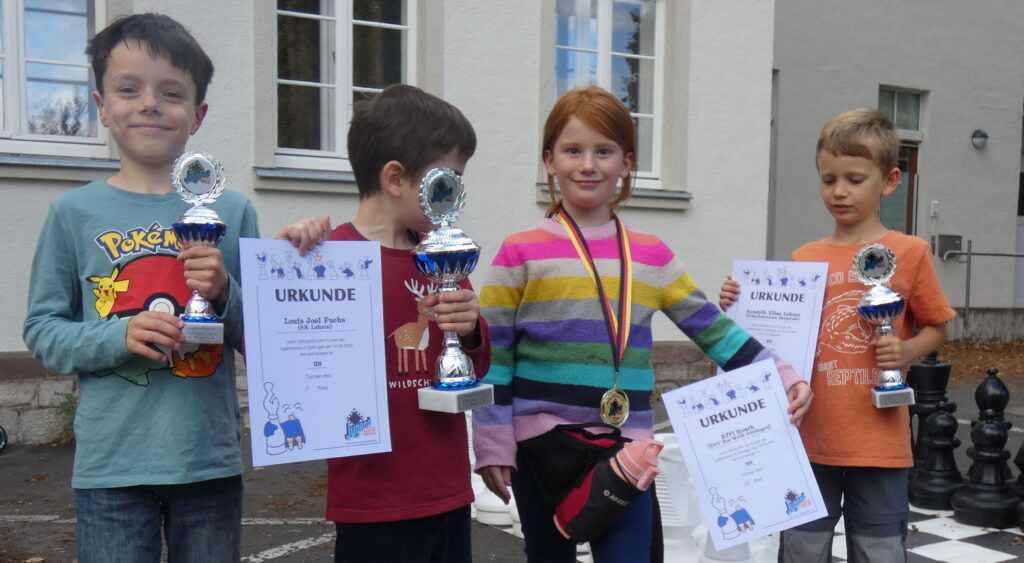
[971,129,988,149]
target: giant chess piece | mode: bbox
[951,368,1018,528]
[906,351,954,478]
[909,401,964,509]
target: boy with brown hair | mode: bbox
[279,84,490,563]
[721,108,955,562]
[23,13,258,562]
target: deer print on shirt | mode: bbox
[389,279,438,374]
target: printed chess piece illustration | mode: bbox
[263,382,286,455]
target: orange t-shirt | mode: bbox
[793,232,956,468]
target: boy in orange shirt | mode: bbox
[721,109,955,562]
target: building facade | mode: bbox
[0,0,777,356]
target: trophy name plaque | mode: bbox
[412,168,494,413]
[853,243,915,408]
[171,151,227,344]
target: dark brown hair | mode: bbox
[87,13,214,104]
[348,84,477,198]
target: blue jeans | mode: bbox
[512,452,653,563]
[75,475,243,563]
[334,505,472,563]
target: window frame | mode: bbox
[273,0,417,173]
[879,85,923,142]
[553,0,665,187]
[0,0,109,159]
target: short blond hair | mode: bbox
[817,108,899,173]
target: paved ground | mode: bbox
[3,370,1024,563]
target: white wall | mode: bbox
[771,0,1024,308]
[1,0,778,352]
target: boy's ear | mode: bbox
[881,167,901,196]
[92,90,108,126]
[190,102,209,135]
[379,160,407,197]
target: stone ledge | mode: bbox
[0,352,51,380]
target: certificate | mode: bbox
[722,260,828,382]
[663,360,825,550]
[239,238,391,467]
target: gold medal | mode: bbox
[600,386,630,427]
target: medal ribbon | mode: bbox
[555,208,633,375]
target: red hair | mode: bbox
[542,87,637,217]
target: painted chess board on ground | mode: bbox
[485,504,1024,562]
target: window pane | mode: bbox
[278,15,336,83]
[556,0,598,49]
[895,91,920,131]
[278,0,334,16]
[354,0,404,24]
[0,61,5,131]
[353,90,378,105]
[612,0,655,56]
[27,62,88,82]
[611,54,653,114]
[555,47,596,96]
[353,24,403,88]
[635,115,653,173]
[878,88,895,121]
[25,0,86,11]
[26,79,95,137]
[880,146,913,233]
[278,84,335,151]
[25,8,90,62]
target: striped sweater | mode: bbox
[472,217,801,470]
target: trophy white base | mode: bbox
[182,322,223,344]
[872,386,915,408]
[418,384,494,413]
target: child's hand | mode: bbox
[479,465,512,504]
[179,246,230,311]
[276,215,331,256]
[422,289,480,338]
[873,334,908,369]
[126,311,184,362]
[786,381,812,427]
[719,276,741,311]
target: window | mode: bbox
[0,0,105,158]
[554,0,661,178]
[275,0,415,171]
[879,87,921,137]
[879,87,923,234]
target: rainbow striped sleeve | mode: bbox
[654,240,772,371]
[473,240,525,469]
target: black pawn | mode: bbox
[907,351,954,477]
[952,368,1018,528]
[909,401,964,509]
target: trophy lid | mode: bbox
[419,168,466,226]
[852,243,896,285]
[172,151,225,206]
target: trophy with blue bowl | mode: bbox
[412,168,494,413]
[854,243,915,408]
[171,151,226,344]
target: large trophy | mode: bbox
[171,151,227,344]
[853,243,915,408]
[412,168,494,413]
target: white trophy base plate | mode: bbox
[182,322,223,344]
[872,386,915,408]
[418,384,494,413]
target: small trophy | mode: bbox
[412,168,494,413]
[171,151,227,344]
[853,243,915,408]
